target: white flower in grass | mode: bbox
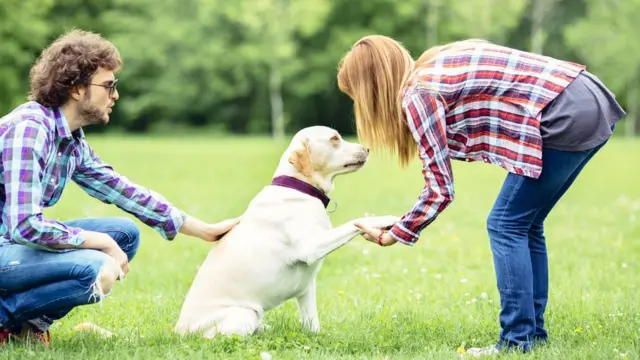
[372,273,381,278]
[460,278,468,283]
[481,292,488,299]
[260,352,272,360]
[420,267,427,273]
[621,263,628,268]
[362,249,369,255]
[433,274,442,279]
[403,268,408,274]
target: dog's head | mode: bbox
[274,126,369,194]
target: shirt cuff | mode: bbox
[155,206,187,240]
[389,223,419,246]
[14,227,85,252]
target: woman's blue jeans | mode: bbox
[0,217,140,332]
[487,139,609,352]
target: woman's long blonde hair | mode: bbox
[337,35,488,167]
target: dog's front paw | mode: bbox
[301,319,320,334]
[357,215,400,230]
[305,323,320,334]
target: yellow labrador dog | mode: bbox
[174,126,399,338]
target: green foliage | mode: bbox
[0,0,54,114]
[0,0,638,135]
[564,0,640,94]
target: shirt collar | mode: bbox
[53,107,84,140]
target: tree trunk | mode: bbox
[482,0,493,39]
[425,0,439,48]
[269,0,286,141]
[530,0,546,54]
[626,77,638,137]
[269,62,285,141]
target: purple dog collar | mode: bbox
[271,176,330,208]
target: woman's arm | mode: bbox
[388,87,455,245]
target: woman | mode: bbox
[340,35,626,355]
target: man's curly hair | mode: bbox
[28,29,123,108]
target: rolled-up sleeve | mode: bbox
[71,139,185,240]
[389,88,455,246]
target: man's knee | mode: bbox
[74,251,122,303]
[89,257,121,302]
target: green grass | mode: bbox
[2,135,639,359]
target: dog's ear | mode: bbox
[288,139,313,178]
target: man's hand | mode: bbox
[180,214,242,242]
[201,217,242,242]
[53,231,130,277]
[102,243,129,277]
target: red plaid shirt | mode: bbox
[389,43,586,245]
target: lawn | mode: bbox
[1,134,638,359]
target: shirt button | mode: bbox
[58,152,62,157]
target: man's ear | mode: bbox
[69,85,82,101]
[288,139,313,178]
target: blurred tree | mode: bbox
[99,0,253,132]
[1,0,637,138]
[219,0,332,140]
[565,0,640,136]
[0,0,53,115]
[443,0,528,44]
[530,0,559,54]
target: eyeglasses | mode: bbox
[89,79,118,98]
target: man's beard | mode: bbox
[78,93,107,126]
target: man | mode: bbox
[0,29,240,346]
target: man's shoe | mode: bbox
[11,323,51,348]
[0,328,13,345]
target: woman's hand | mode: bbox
[354,222,398,247]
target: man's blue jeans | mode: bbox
[486,138,609,352]
[0,217,140,332]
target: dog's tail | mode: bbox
[74,322,114,338]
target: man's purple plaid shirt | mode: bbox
[0,102,185,251]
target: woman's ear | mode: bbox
[288,139,313,178]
